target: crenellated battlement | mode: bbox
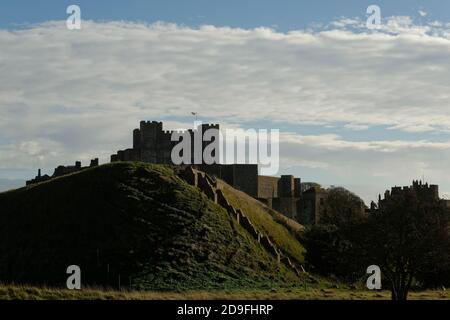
[112,120,221,165]
[378,179,441,206]
[26,158,99,186]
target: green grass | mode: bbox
[0,284,449,300]
[0,162,305,291]
[220,182,305,264]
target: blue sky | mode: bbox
[1,0,449,30]
[1,1,450,203]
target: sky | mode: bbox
[1,1,450,203]
[1,0,450,31]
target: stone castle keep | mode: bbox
[109,121,328,224]
[111,121,220,164]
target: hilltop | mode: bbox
[0,162,306,291]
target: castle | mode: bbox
[111,121,220,164]
[26,121,450,226]
[110,121,328,224]
[375,180,449,208]
[26,159,99,185]
[27,120,328,224]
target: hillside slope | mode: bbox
[218,180,305,265]
[0,162,304,290]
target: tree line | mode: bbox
[301,186,450,300]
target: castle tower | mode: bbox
[294,178,302,198]
[139,121,164,163]
[279,175,295,198]
[133,128,141,150]
[90,158,99,167]
[430,184,439,200]
[111,120,223,165]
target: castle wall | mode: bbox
[278,175,295,197]
[257,176,279,199]
[232,164,258,198]
[133,129,141,150]
[294,178,301,197]
[53,162,82,177]
[197,164,258,198]
[28,159,99,186]
[139,121,162,163]
[257,176,306,223]
[90,158,99,167]
[429,185,439,199]
[181,166,198,187]
[197,171,217,203]
[257,197,272,208]
[122,148,141,162]
[196,164,233,185]
[379,180,442,209]
[299,188,328,225]
[271,197,300,220]
[158,131,174,164]
[125,121,220,165]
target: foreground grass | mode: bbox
[1,285,449,300]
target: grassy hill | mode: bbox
[218,180,304,264]
[0,162,305,291]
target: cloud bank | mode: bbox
[1,17,450,202]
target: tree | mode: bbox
[320,187,367,228]
[302,188,369,281]
[302,224,367,280]
[367,190,450,300]
[301,182,321,192]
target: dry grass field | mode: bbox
[1,284,449,300]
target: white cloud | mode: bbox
[282,133,450,152]
[279,133,450,203]
[344,123,370,131]
[1,18,450,202]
